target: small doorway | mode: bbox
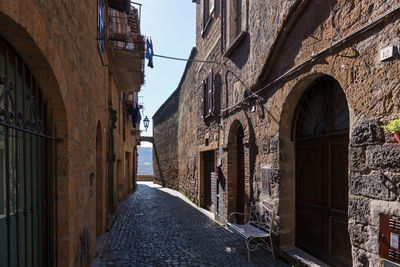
[294,76,351,266]
[200,150,215,211]
[95,122,104,236]
[106,125,115,218]
[227,122,245,224]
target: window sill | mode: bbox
[223,31,247,58]
[203,112,214,121]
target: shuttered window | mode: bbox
[201,81,205,118]
[201,69,214,119]
[207,69,213,115]
[209,0,215,14]
[202,0,210,32]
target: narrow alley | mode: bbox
[92,182,288,267]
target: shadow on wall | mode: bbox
[230,32,250,70]
[152,48,198,189]
[262,0,338,84]
[153,143,166,187]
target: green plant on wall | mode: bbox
[381,117,400,133]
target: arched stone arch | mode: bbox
[106,123,115,218]
[0,8,68,265]
[279,73,334,248]
[225,117,252,222]
[278,74,351,265]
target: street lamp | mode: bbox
[143,116,149,132]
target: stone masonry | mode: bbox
[0,1,142,266]
[153,0,400,266]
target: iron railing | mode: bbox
[0,36,59,267]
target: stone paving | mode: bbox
[92,182,289,267]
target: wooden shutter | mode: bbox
[210,0,215,14]
[201,81,205,118]
[208,69,213,115]
[201,0,205,31]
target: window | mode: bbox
[97,0,105,61]
[201,0,216,34]
[228,0,242,41]
[202,0,210,32]
[224,0,246,56]
[233,0,242,38]
[201,69,214,118]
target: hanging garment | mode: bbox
[145,38,154,68]
[131,104,138,128]
[146,38,150,59]
[147,56,153,68]
[136,108,142,128]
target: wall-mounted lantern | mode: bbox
[143,116,150,132]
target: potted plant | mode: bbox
[382,117,400,143]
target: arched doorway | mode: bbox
[95,122,104,236]
[106,125,115,219]
[227,121,245,223]
[294,76,351,266]
[0,35,64,266]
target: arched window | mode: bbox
[294,76,349,140]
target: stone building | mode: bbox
[153,0,400,266]
[0,0,145,266]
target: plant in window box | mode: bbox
[381,117,400,143]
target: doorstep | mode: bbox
[281,248,330,267]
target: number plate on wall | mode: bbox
[380,214,400,264]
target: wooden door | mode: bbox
[203,151,214,211]
[296,133,351,266]
[294,76,351,266]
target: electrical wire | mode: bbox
[221,3,400,115]
[153,54,224,65]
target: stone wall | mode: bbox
[0,1,140,266]
[155,0,400,266]
[153,86,180,189]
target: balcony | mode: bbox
[105,1,145,92]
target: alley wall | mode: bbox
[153,0,400,266]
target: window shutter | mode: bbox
[210,0,215,14]
[201,1,205,31]
[208,69,213,114]
[201,81,205,118]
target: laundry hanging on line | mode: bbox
[145,38,154,68]
[128,104,142,128]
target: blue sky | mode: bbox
[136,0,196,145]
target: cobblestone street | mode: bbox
[92,182,288,267]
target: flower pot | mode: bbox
[394,133,400,143]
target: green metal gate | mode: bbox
[0,37,59,267]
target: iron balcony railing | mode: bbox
[107,2,144,56]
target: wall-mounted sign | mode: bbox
[380,214,400,264]
[380,45,395,62]
[391,233,399,250]
[261,167,271,195]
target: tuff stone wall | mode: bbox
[155,0,400,266]
[153,88,180,190]
[0,1,139,266]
